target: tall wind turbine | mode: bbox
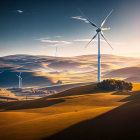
[78,9,113,83]
[16,72,22,88]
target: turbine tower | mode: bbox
[55,46,58,57]
[16,72,22,88]
[79,9,113,83]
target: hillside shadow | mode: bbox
[47,84,109,99]
[111,90,132,95]
[0,84,101,111]
[0,83,126,111]
[0,98,65,111]
[43,90,140,140]
[0,70,54,87]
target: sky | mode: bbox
[0,0,140,57]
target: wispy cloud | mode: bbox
[36,37,51,40]
[71,16,89,23]
[17,10,23,13]
[74,38,112,43]
[74,39,91,42]
[40,39,71,46]
[55,36,62,38]
[36,36,62,41]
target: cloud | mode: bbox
[17,10,23,13]
[40,39,71,46]
[71,16,89,23]
[74,39,100,43]
[74,38,112,43]
[36,37,51,40]
[38,36,121,48]
[74,39,91,42]
[36,36,62,41]
[55,36,62,38]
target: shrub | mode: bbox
[97,79,133,91]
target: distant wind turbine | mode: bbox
[78,9,113,83]
[16,72,22,88]
[55,46,58,57]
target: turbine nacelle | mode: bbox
[96,28,102,32]
[96,27,110,33]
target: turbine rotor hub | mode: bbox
[96,28,101,32]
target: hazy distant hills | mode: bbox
[0,70,54,88]
[0,54,139,87]
[104,65,140,83]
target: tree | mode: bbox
[97,79,133,91]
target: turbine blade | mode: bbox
[85,33,98,48]
[101,9,113,27]
[101,27,110,31]
[78,8,98,28]
[100,32,113,49]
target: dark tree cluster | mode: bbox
[97,79,133,91]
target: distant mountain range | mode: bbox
[0,54,139,87]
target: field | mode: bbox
[0,83,140,140]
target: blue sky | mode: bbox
[0,0,140,57]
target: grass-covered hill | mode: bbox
[0,83,140,140]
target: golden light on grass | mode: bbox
[1,83,138,140]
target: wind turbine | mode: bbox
[55,46,58,57]
[16,72,22,88]
[78,9,113,83]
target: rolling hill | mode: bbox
[0,54,139,87]
[0,70,55,87]
[0,83,140,140]
[104,65,140,83]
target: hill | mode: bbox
[0,83,140,140]
[104,65,140,83]
[0,54,139,87]
[0,84,98,110]
[46,84,140,140]
[0,82,92,103]
[0,70,55,88]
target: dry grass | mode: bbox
[0,83,140,140]
[132,83,140,91]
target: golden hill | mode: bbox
[0,83,140,140]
